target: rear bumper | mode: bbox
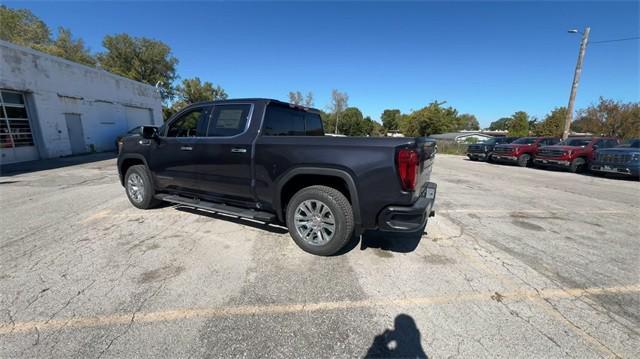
[591,163,640,176]
[377,182,437,232]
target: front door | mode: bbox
[65,113,86,154]
[147,106,210,193]
[196,103,255,204]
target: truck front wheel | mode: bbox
[286,185,354,256]
[570,158,587,173]
[517,154,531,167]
[124,165,160,209]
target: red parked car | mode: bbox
[491,137,561,167]
[533,136,620,173]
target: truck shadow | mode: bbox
[364,314,428,358]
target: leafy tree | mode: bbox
[400,101,459,137]
[365,116,385,136]
[165,77,227,119]
[288,91,314,107]
[508,111,530,137]
[288,91,303,105]
[36,27,95,66]
[489,117,511,131]
[381,109,402,132]
[0,5,50,47]
[572,98,640,139]
[535,107,567,137]
[304,92,314,107]
[328,89,349,134]
[456,113,480,131]
[97,34,178,101]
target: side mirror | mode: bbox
[141,126,158,139]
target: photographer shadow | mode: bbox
[365,314,428,358]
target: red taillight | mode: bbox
[396,149,419,191]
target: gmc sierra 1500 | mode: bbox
[117,99,437,255]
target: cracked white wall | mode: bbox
[0,40,162,163]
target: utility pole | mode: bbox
[563,27,590,140]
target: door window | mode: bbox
[166,108,207,137]
[206,104,251,137]
[263,105,324,136]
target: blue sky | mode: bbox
[8,1,639,126]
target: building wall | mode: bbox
[0,41,162,163]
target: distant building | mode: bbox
[0,40,162,164]
[429,131,495,143]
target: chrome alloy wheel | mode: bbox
[127,173,144,203]
[294,199,336,246]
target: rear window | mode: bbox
[263,105,324,136]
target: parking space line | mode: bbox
[1,285,637,335]
[440,209,628,214]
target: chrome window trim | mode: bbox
[161,103,254,140]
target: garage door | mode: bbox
[125,106,154,129]
[0,90,39,164]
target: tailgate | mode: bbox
[414,137,436,197]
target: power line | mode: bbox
[590,36,640,44]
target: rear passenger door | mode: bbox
[196,103,255,204]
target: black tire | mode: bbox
[469,157,478,161]
[517,154,531,167]
[570,158,587,173]
[487,154,494,163]
[286,185,354,256]
[124,165,160,209]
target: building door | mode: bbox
[0,90,39,164]
[65,113,86,154]
[125,106,154,129]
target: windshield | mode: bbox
[559,138,591,147]
[621,139,640,148]
[512,137,536,144]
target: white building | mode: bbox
[0,40,162,164]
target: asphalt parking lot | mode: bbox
[1,153,639,358]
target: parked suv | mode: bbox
[534,137,620,173]
[466,137,518,162]
[117,99,438,256]
[591,139,640,178]
[492,137,560,167]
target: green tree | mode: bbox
[328,89,349,134]
[165,77,228,120]
[400,101,459,137]
[97,34,178,101]
[36,27,95,66]
[489,117,511,131]
[0,5,50,47]
[572,98,640,139]
[508,111,530,137]
[381,109,402,132]
[535,107,567,137]
[456,113,480,131]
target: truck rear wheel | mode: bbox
[517,154,531,167]
[124,165,160,209]
[286,185,354,256]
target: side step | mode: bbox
[156,194,276,222]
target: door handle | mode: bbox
[138,139,151,146]
[180,146,193,151]
[231,148,247,153]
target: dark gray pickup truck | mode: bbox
[117,99,437,255]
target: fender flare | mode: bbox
[274,167,361,228]
[117,154,149,185]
